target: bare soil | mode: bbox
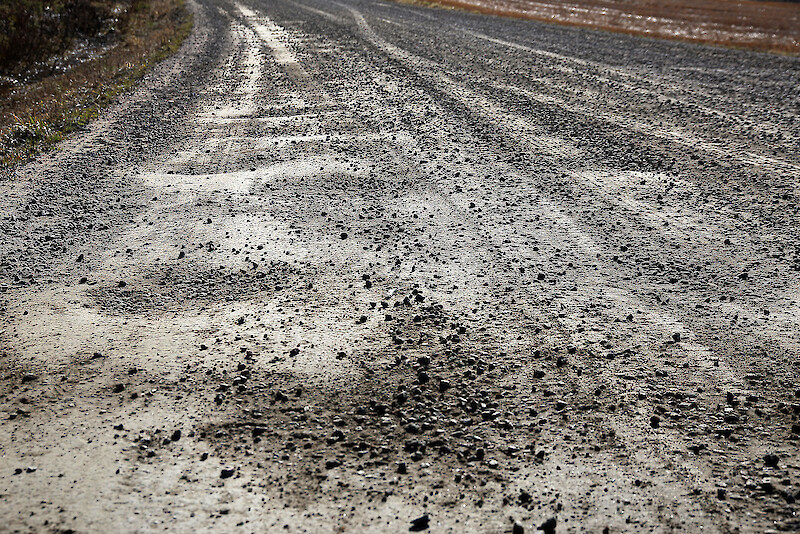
[408,0,800,53]
[1,0,799,532]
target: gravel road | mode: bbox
[2,0,800,532]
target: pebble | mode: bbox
[410,514,430,531]
[538,517,557,534]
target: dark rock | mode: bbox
[21,374,37,383]
[325,459,341,469]
[171,430,182,441]
[649,415,660,428]
[220,468,235,479]
[764,454,779,467]
[538,517,557,534]
[410,514,430,531]
[397,462,407,474]
[112,383,125,393]
[513,523,525,534]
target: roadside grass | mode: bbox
[398,0,800,54]
[0,0,192,169]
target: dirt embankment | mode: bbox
[407,0,800,53]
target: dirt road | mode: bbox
[2,0,800,532]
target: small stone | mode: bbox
[513,523,525,534]
[764,454,779,467]
[717,488,727,500]
[21,374,37,383]
[171,430,182,441]
[220,468,235,479]
[112,384,125,393]
[397,462,408,474]
[672,332,681,342]
[538,517,557,534]
[340,233,348,239]
[410,514,430,531]
[325,459,341,469]
[118,281,127,288]
[649,415,660,428]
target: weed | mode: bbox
[0,0,192,170]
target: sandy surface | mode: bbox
[1,0,800,532]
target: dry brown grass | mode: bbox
[0,0,192,168]
[406,0,800,53]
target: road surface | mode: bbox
[1,0,800,532]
